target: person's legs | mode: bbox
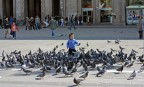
[5,29,8,38]
[139,31,143,39]
[14,32,16,39]
[35,22,38,30]
[72,23,76,30]
[52,30,55,36]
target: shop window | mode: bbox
[128,0,144,6]
[82,0,92,8]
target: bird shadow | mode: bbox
[12,73,30,77]
[68,85,79,87]
[127,78,134,80]
[114,72,121,74]
[56,75,73,78]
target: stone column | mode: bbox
[112,0,122,25]
[13,0,16,17]
[95,0,100,24]
[77,0,82,16]
[121,0,126,25]
[0,0,3,18]
[66,0,78,16]
[15,0,24,19]
[43,0,52,18]
[41,0,45,20]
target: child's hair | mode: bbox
[69,33,74,38]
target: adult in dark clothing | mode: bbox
[68,15,76,30]
[4,18,11,39]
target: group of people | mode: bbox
[1,17,19,39]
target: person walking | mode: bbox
[49,17,58,37]
[4,18,11,39]
[69,15,76,30]
[11,22,19,39]
[67,33,80,56]
[138,16,143,39]
[35,16,40,30]
[25,17,30,30]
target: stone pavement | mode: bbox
[0,40,144,87]
[0,26,141,40]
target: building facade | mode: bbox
[0,0,144,25]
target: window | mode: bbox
[100,0,112,8]
[128,0,144,6]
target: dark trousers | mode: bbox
[68,49,76,56]
[139,30,143,39]
[69,23,76,30]
[12,31,16,38]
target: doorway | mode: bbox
[27,0,41,18]
[3,0,13,17]
[100,10,112,23]
[83,11,93,23]
[52,0,60,16]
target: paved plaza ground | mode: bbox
[0,40,144,87]
[0,26,144,87]
[0,26,141,40]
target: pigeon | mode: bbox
[79,71,89,80]
[37,71,45,79]
[71,66,77,74]
[107,40,111,43]
[63,68,73,77]
[73,78,83,85]
[111,48,117,52]
[21,67,32,75]
[56,67,61,75]
[86,42,89,47]
[127,70,136,80]
[116,65,124,72]
[96,66,106,77]
[61,43,64,46]
[138,64,144,73]
[115,39,120,44]
[119,46,125,50]
[127,61,134,68]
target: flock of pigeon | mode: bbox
[0,40,144,86]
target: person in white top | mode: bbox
[61,17,64,27]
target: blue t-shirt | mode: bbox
[67,39,79,49]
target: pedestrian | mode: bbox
[79,15,83,25]
[0,16,2,29]
[69,15,76,30]
[11,22,19,39]
[65,17,68,26]
[35,16,40,30]
[9,16,13,25]
[4,18,11,39]
[137,16,143,39]
[25,17,30,30]
[75,15,78,25]
[60,17,64,27]
[49,17,58,37]
[67,33,80,56]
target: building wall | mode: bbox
[0,0,129,25]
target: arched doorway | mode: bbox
[52,0,60,16]
[3,0,13,17]
[25,0,41,18]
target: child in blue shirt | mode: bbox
[67,33,79,56]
